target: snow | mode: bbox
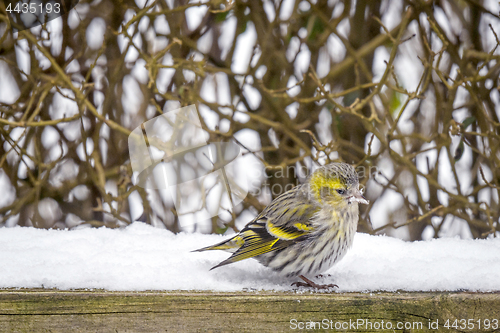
[1,222,499,292]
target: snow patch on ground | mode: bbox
[1,223,499,292]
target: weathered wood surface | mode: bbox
[1,290,499,332]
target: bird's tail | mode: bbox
[192,235,242,253]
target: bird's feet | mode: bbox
[291,275,338,289]
[292,281,338,289]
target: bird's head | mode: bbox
[308,162,368,207]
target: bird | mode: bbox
[194,162,368,289]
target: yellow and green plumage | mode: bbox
[194,162,368,287]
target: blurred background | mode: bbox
[1,0,499,240]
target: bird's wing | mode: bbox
[210,186,319,269]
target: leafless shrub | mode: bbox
[0,0,499,240]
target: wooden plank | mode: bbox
[1,290,499,332]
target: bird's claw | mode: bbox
[291,281,309,288]
[291,281,338,289]
[291,275,338,289]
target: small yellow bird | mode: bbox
[194,162,368,288]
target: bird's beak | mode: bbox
[348,191,369,205]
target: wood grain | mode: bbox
[1,290,499,332]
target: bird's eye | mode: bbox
[336,189,346,195]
